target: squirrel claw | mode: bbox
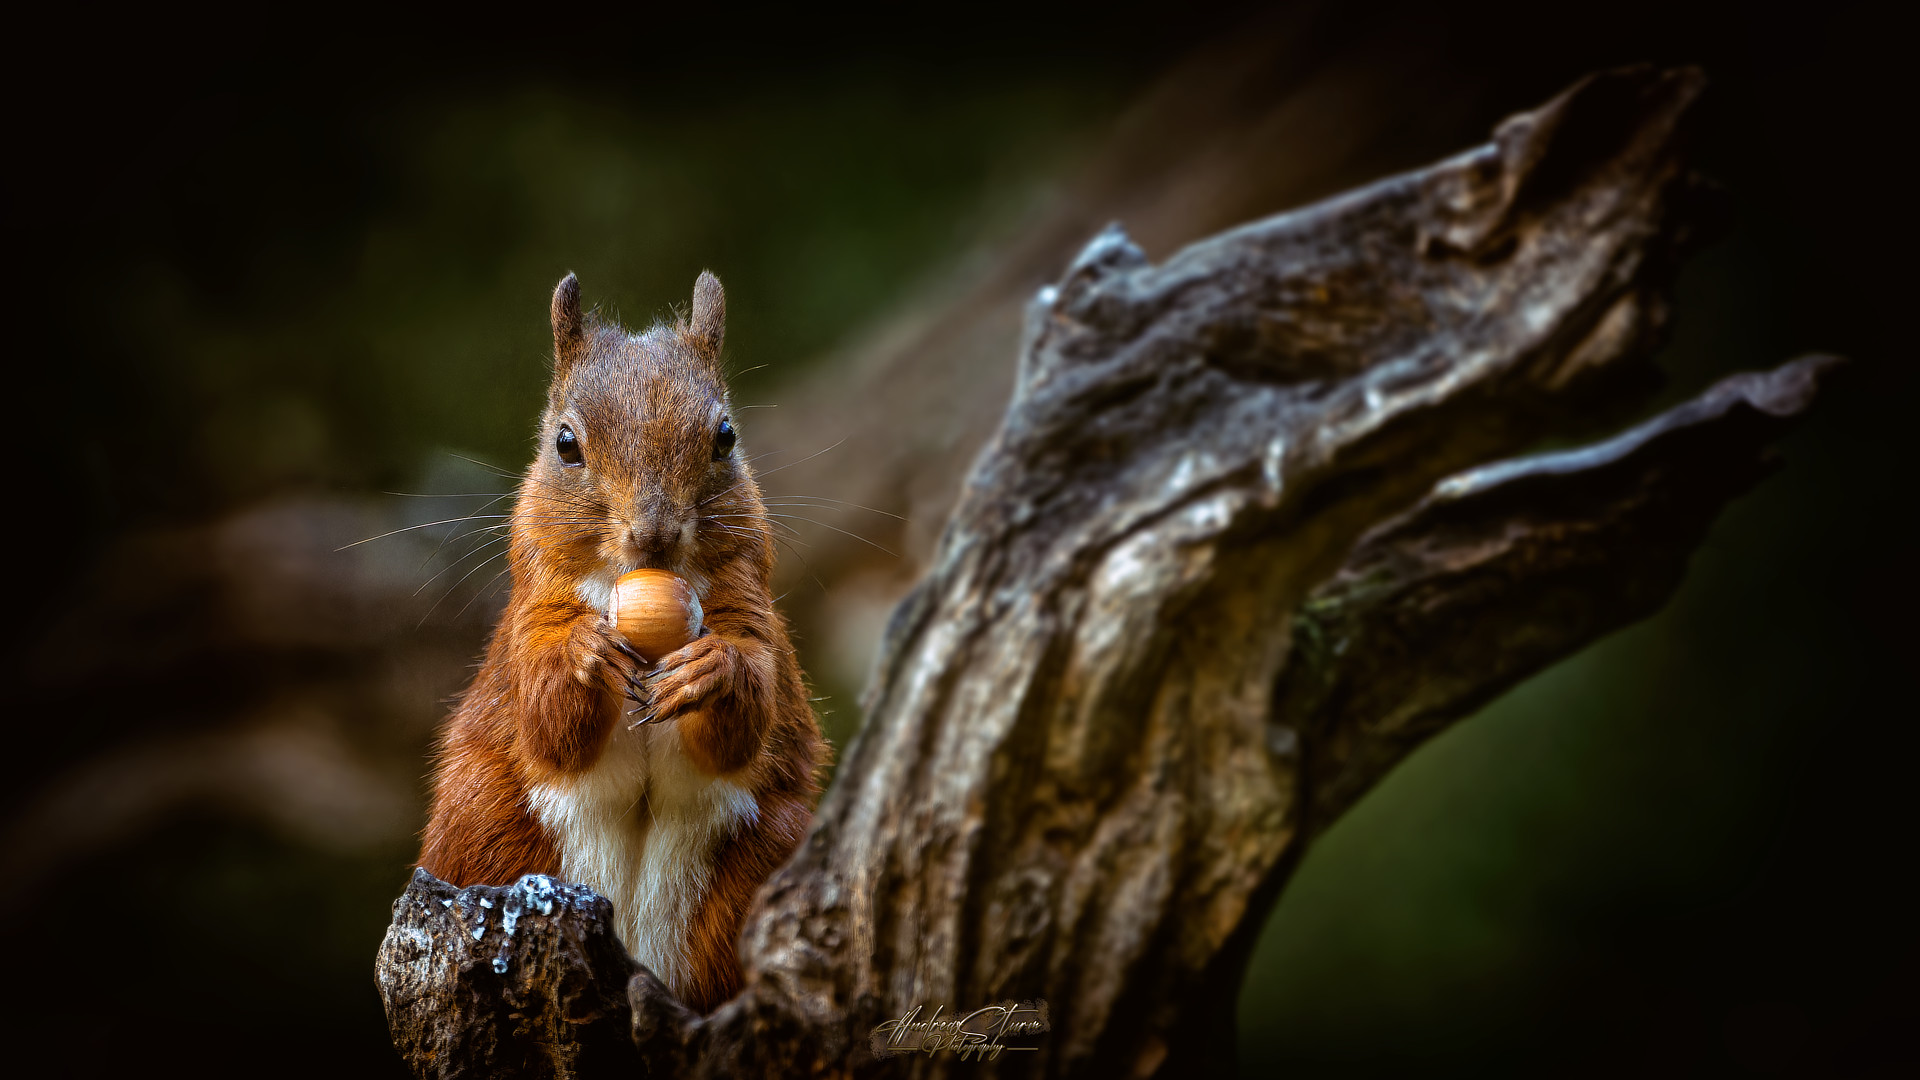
[618,667,650,706]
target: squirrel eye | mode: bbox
[555,424,583,467]
[713,419,736,461]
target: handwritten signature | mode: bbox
[870,1000,1051,1061]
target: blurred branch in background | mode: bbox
[4,497,487,889]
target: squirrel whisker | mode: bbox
[746,437,849,482]
[336,513,514,552]
[758,513,898,557]
[412,534,513,600]
[761,496,906,521]
[700,516,829,594]
[449,563,515,624]
[419,545,512,627]
[417,495,517,570]
[444,452,525,480]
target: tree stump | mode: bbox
[378,869,640,1077]
[376,65,1840,1078]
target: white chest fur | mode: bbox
[526,719,758,995]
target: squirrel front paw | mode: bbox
[570,618,650,706]
[632,632,736,726]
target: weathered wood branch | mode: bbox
[377,66,1838,1077]
[378,870,641,1077]
[1283,353,1840,829]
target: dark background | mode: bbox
[2,2,1911,1075]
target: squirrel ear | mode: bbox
[687,271,725,363]
[551,272,584,376]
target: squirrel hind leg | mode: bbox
[420,741,561,886]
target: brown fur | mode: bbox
[418,271,826,1013]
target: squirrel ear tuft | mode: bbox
[688,271,725,363]
[551,272,584,376]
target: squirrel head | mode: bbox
[514,271,762,594]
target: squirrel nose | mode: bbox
[626,511,679,564]
[626,493,689,565]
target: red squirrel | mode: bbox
[418,271,826,1013]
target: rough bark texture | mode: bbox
[378,869,641,1078]
[376,66,1839,1078]
[1281,354,1839,830]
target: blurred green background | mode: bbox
[3,2,1910,1075]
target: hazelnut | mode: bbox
[608,569,703,661]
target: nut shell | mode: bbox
[607,569,703,661]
